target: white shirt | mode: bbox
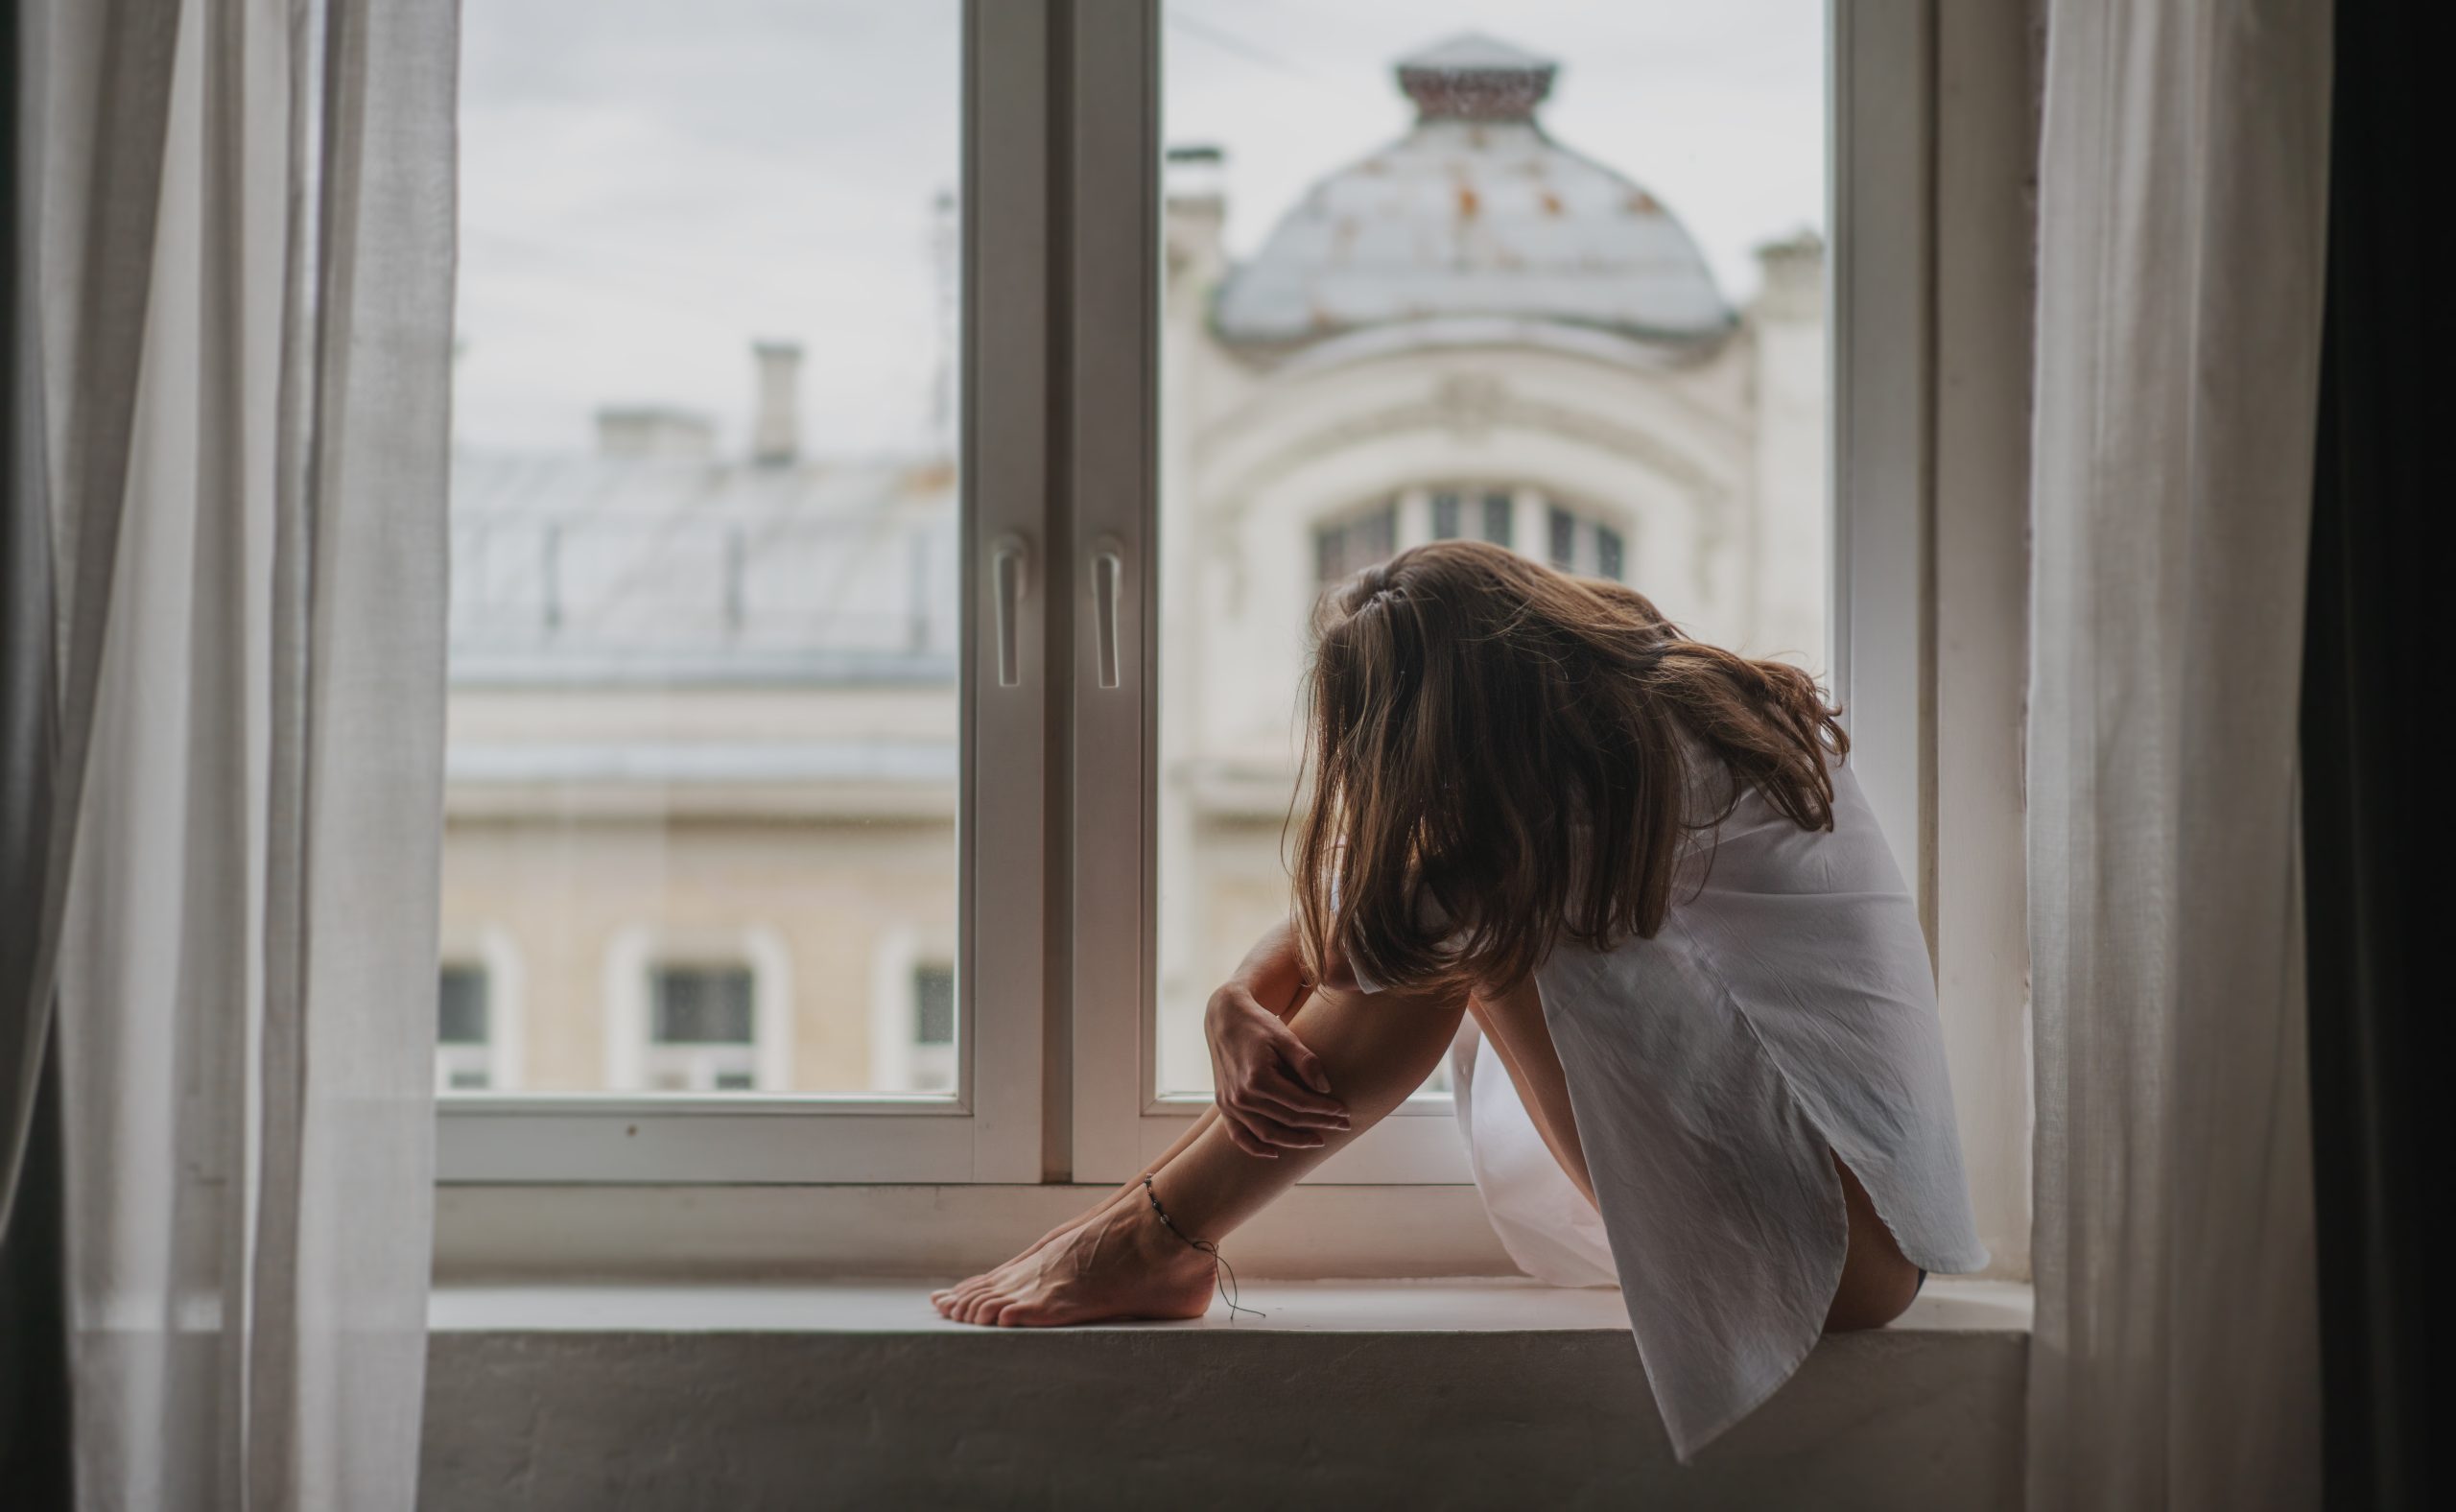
[1364,753,1989,1460]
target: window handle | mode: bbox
[992,533,1028,688]
[1092,539,1123,691]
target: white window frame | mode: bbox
[436,0,2034,1283]
[1066,0,2033,1237]
[1063,2,1475,1186]
[435,0,1050,1186]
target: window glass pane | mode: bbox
[443,1,964,1096]
[1479,491,1514,547]
[1157,7,1830,1098]
[1596,525,1625,581]
[438,966,490,1045]
[911,964,956,1047]
[1547,504,1577,571]
[649,966,757,1044]
[1313,502,1398,585]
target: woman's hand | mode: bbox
[1205,981,1349,1158]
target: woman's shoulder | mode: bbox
[1674,751,1909,900]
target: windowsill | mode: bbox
[428,1274,2033,1335]
[431,1181,1524,1281]
[422,1278,2030,1506]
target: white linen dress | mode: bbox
[1361,752,1989,1460]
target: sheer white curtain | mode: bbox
[2027,1,2330,1507]
[3,1,459,1506]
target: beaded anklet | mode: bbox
[1141,1173,1264,1321]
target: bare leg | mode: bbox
[945,968,1921,1330]
[945,980,1467,1326]
[1465,978,1594,1206]
[1467,975,1920,1331]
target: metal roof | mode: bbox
[447,450,957,686]
[1212,38,1734,351]
[1397,32,1555,76]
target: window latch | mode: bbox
[992,534,1029,688]
[1092,538,1124,690]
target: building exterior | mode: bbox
[437,34,1826,1098]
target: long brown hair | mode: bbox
[1292,539,1848,998]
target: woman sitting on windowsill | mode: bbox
[934,539,1988,1458]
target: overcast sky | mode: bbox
[454,0,1825,458]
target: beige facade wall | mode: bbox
[440,814,956,1093]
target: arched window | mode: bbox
[644,963,761,1091]
[1313,501,1396,583]
[1314,485,1627,584]
[602,926,794,1093]
[436,928,525,1093]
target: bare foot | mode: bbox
[930,1188,1139,1320]
[936,1197,1218,1327]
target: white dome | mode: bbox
[1212,35,1735,350]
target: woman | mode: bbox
[934,540,1987,1458]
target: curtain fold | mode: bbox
[2025,1,2331,1507]
[2,2,459,1507]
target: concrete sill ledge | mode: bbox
[422,1279,2031,1510]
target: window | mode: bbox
[438,1,2030,1283]
[645,965,759,1093]
[1314,504,1398,584]
[437,965,494,1092]
[437,0,1044,1182]
[908,962,957,1094]
[1315,485,1624,591]
[1112,11,1833,1188]
[863,929,961,1096]
[595,927,793,1099]
[437,929,524,1094]
[1480,491,1514,548]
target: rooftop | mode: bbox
[1211,34,1735,351]
[448,449,957,687]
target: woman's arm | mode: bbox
[1206,918,1351,1157]
[1223,915,1308,1018]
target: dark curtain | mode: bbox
[0,1060,71,1509]
[2302,2,2451,1509]
[1,0,74,1502]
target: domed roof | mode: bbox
[1212,34,1735,350]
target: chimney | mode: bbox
[1165,144,1228,281]
[751,340,803,466]
[1751,230,1826,323]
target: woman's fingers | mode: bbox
[1213,1114,1277,1163]
[1223,1095,1331,1149]
[1263,1020,1338,1099]
[1242,1081,1349,1129]
[1244,1041,1346,1122]
[1218,1112,1282,1158]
